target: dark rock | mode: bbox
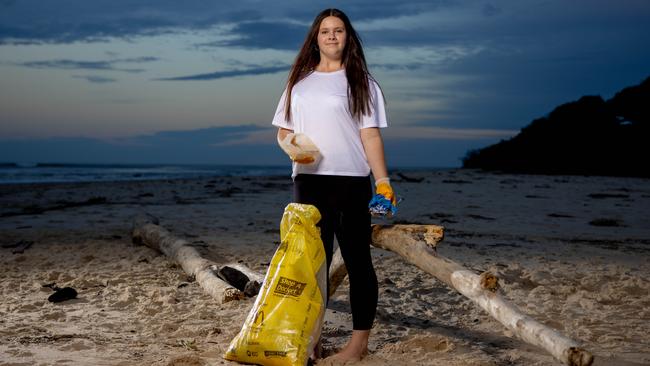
[396,172,424,183]
[217,187,243,197]
[442,179,472,184]
[589,218,624,227]
[547,213,574,218]
[216,266,249,291]
[466,214,496,221]
[3,196,109,218]
[244,281,261,297]
[48,287,77,303]
[2,240,34,254]
[588,193,630,199]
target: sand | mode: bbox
[0,169,648,366]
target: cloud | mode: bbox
[124,125,267,145]
[156,65,289,81]
[384,126,517,140]
[0,1,458,46]
[1,1,648,54]
[211,128,277,146]
[216,21,309,50]
[0,125,286,165]
[0,123,496,167]
[0,17,178,45]
[16,56,159,72]
[72,75,117,83]
[482,3,501,17]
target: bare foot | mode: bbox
[331,330,370,363]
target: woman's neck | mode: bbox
[315,60,344,73]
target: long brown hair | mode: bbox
[283,8,378,122]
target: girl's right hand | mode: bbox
[278,133,320,164]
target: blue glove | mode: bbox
[368,194,398,217]
[368,178,398,217]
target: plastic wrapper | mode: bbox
[224,203,327,366]
[368,194,398,217]
[279,133,321,164]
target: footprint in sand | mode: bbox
[379,334,454,356]
[165,354,206,366]
[60,340,94,351]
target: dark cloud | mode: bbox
[216,21,309,50]
[214,20,462,51]
[414,39,650,131]
[0,2,270,44]
[0,0,458,45]
[16,56,159,72]
[0,125,282,165]
[369,63,428,72]
[283,0,459,23]
[482,3,501,17]
[156,65,289,81]
[72,75,117,83]
[134,125,264,145]
[0,17,178,45]
[3,0,644,55]
[0,124,473,167]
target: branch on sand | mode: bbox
[328,224,594,366]
[131,214,259,303]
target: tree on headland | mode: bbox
[462,76,650,177]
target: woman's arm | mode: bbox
[360,127,388,180]
[277,127,293,142]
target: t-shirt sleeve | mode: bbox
[360,80,388,129]
[271,88,293,129]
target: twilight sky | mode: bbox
[1,0,649,167]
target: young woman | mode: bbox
[271,8,396,362]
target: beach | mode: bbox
[1,169,648,366]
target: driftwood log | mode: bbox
[328,224,593,366]
[132,215,246,303]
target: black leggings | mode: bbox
[293,174,378,330]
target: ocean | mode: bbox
[0,163,292,185]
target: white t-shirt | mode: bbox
[272,69,388,178]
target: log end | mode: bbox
[131,213,161,245]
[371,224,444,249]
[565,347,594,366]
[222,288,246,303]
[479,271,500,292]
[133,213,160,227]
[421,225,445,248]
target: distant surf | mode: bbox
[0,163,291,184]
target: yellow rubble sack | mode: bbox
[224,203,327,366]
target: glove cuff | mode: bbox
[375,177,390,186]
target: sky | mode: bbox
[1,0,649,167]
